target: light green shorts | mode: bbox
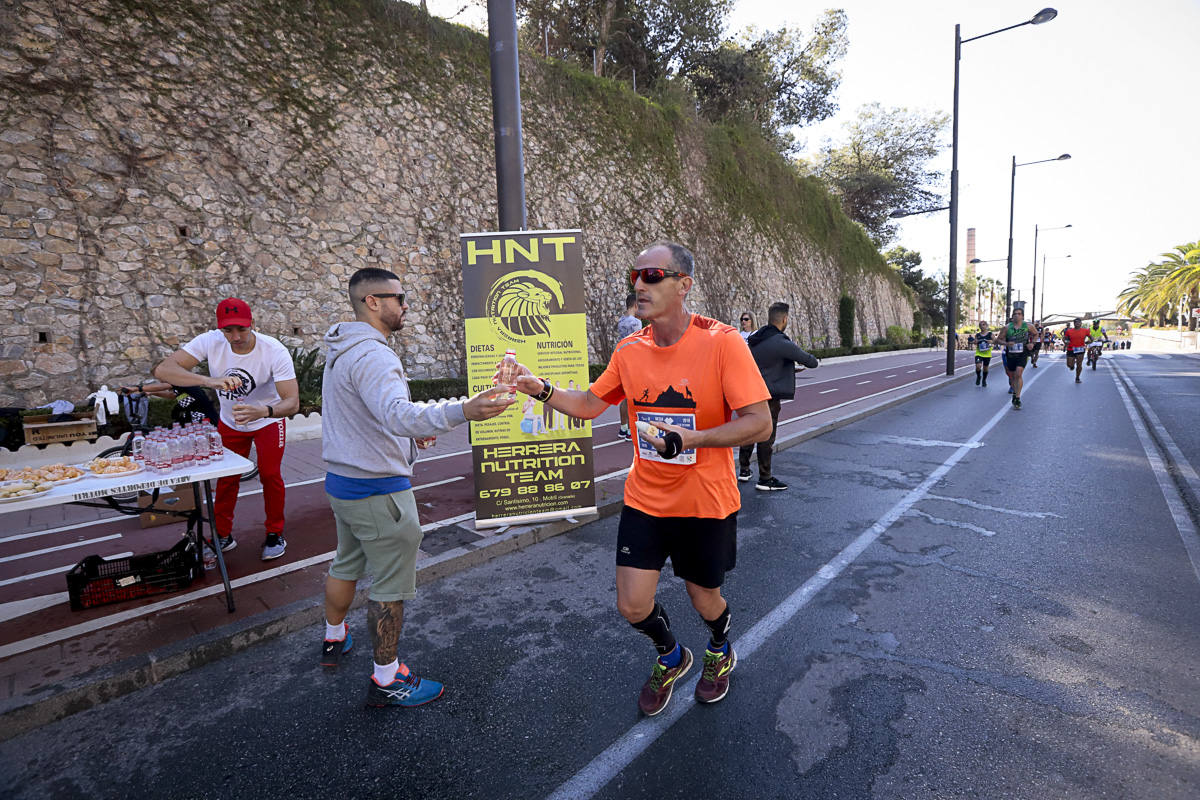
[326,490,423,602]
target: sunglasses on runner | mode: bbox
[630,267,686,285]
[368,292,405,304]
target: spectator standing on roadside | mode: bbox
[318,267,514,708]
[504,241,773,716]
[615,293,641,440]
[739,312,755,340]
[738,302,819,491]
[153,298,298,561]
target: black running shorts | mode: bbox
[1030,342,1042,353]
[616,505,737,589]
[974,354,992,365]
[1005,351,1029,370]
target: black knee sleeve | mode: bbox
[703,603,731,648]
[630,602,676,656]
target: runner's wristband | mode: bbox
[660,431,683,460]
[534,379,554,403]
[266,405,273,418]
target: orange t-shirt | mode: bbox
[590,314,770,519]
[1063,328,1090,350]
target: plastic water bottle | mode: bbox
[191,428,209,464]
[131,431,145,464]
[496,349,519,402]
[206,423,224,460]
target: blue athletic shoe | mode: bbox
[320,628,353,668]
[366,664,444,708]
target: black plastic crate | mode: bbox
[66,536,201,610]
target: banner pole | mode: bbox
[486,0,527,231]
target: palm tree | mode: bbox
[1119,240,1199,328]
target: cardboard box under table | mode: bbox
[0,450,254,612]
[21,412,97,445]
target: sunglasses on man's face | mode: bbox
[741,317,751,322]
[368,293,405,305]
[630,267,686,285]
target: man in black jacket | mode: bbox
[738,302,819,491]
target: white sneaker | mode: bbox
[262,534,287,561]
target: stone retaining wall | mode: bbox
[0,0,914,408]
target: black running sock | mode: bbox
[631,602,677,656]
[702,603,731,649]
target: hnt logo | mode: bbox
[485,270,565,342]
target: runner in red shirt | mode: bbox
[1061,318,1092,383]
[507,241,773,716]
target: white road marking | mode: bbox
[906,370,918,373]
[778,371,966,430]
[924,494,1062,518]
[878,436,983,449]
[0,553,134,588]
[413,476,463,491]
[0,534,123,564]
[905,508,996,537]
[885,374,897,378]
[819,389,838,394]
[1111,362,1200,584]
[1153,354,1171,359]
[545,368,1046,800]
[856,380,872,385]
[1125,354,1142,359]
[0,592,70,623]
[1112,361,1200,514]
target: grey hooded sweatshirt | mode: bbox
[321,321,467,480]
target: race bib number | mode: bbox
[1006,342,1025,353]
[635,412,697,465]
[1070,346,1085,354]
[977,344,992,355]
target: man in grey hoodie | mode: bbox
[319,267,514,708]
[738,302,819,491]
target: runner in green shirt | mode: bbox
[997,308,1033,409]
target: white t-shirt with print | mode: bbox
[182,329,296,432]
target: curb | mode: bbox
[0,367,968,740]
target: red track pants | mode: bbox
[215,419,286,539]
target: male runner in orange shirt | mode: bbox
[1061,318,1091,383]
[507,241,773,716]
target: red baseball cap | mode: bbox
[215,297,253,329]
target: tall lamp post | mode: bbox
[1004,153,1070,321]
[1030,223,1071,320]
[947,7,1059,375]
[1040,253,1072,321]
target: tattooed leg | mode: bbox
[367,600,405,665]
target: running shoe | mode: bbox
[218,535,237,552]
[617,427,631,441]
[695,645,738,704]
[366,663,444,708]
[1014,396,1022,409]
[737,468,753,482]
[755,477,788,491]
[1075,377,1082,383]
[975,373,980,386]
[638,646,693,716]
[262,534,287,561]
[320,625,353,668]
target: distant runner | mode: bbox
[973,321,995,387]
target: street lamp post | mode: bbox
[1005,154,1070,322]
[970,257,1006,323]
[1040,253,1071,320]
[946,8,1059,376]
[1030,223,1071,320]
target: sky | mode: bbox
[424,0,1200,322]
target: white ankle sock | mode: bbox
[374,659,399,685]
[325,620,346,641]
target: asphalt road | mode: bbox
[3,353,1198,799]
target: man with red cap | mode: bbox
[154,298,299,561]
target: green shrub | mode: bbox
[838,295,856,348]
[885,325,912,346]
[409,377,468,402]
[289,345,325,410]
